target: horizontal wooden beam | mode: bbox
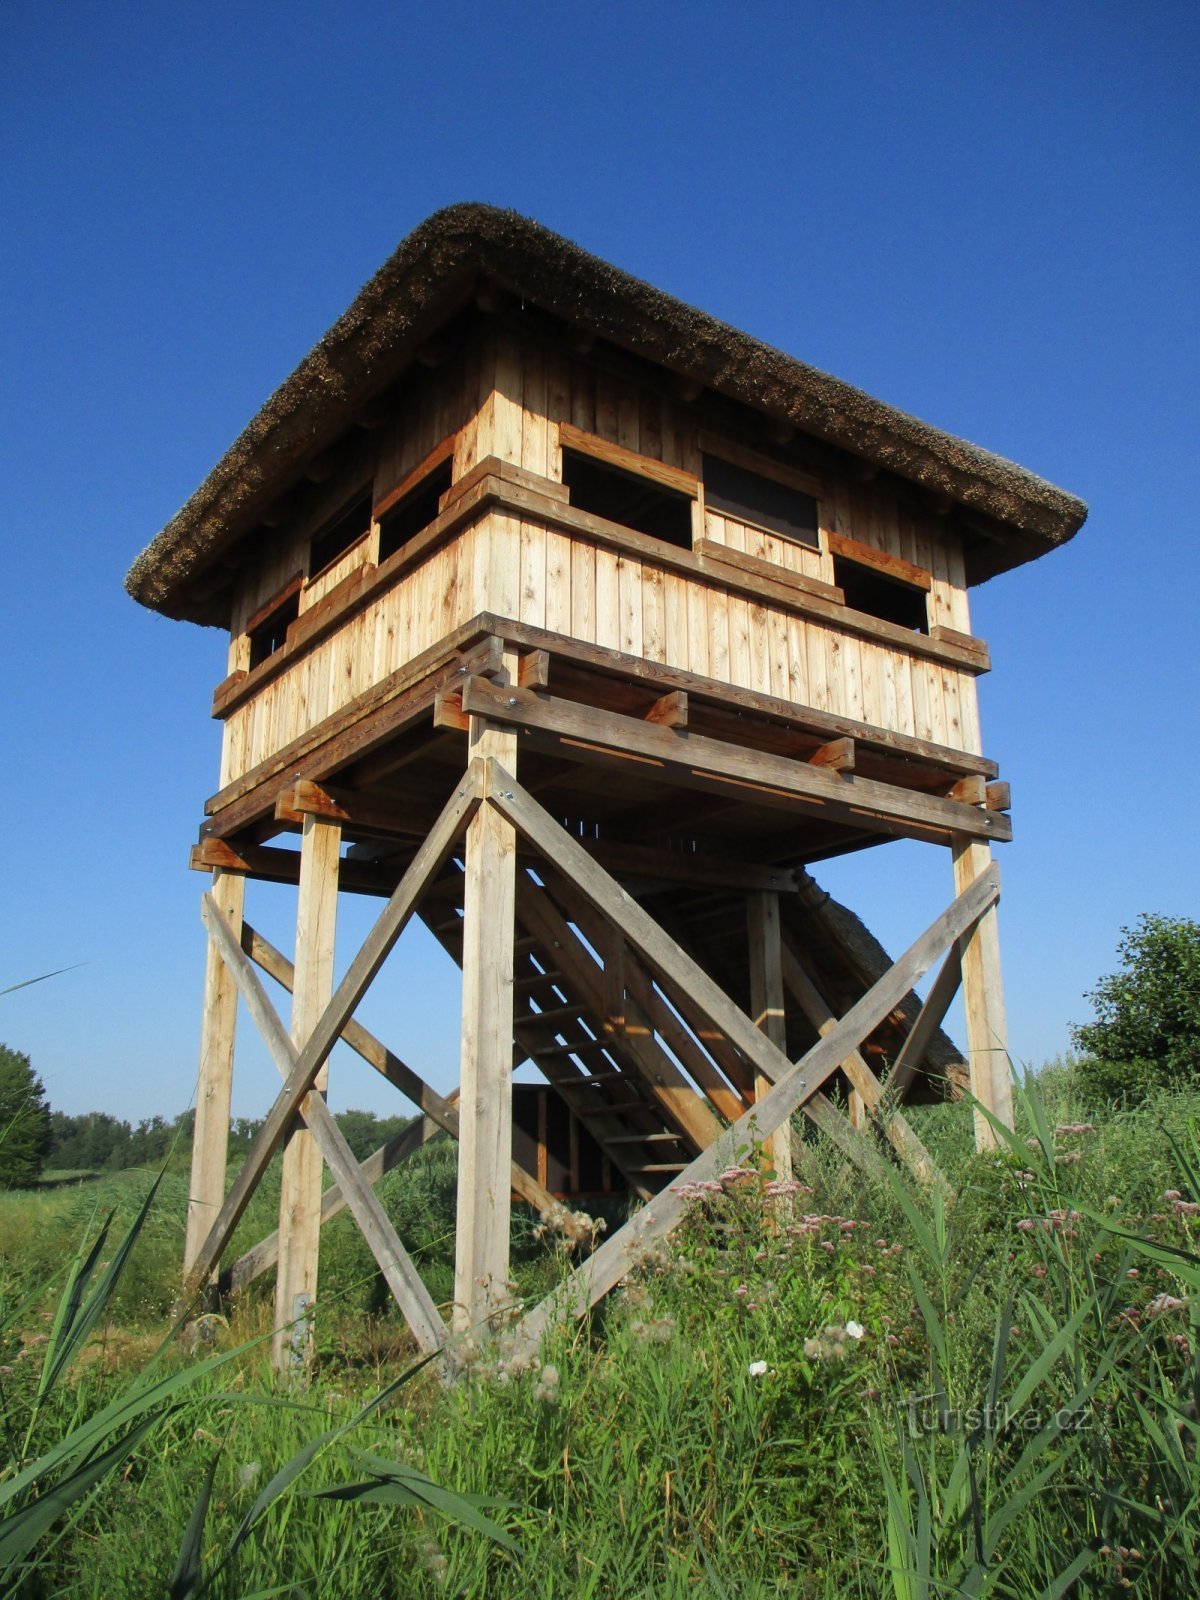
[809,736,854,774]
[485,616,998,780]
[645,690,688,729]
[189,838,398,897]
[692,539,844,606]
[579,839,797,895]
[826,531,932,591]
[460,678,1011,847]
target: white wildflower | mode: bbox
[748,1360,768,1378]
[845,1320,865,1339]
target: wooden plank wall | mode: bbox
[220,330,985,786]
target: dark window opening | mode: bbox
[832,556,929,633]
[702,453,819,548]
[248,590,300,669]
[562,449,693,549]
[377,459,453,563]
[309,490,372,578]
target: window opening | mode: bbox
[832,556,929,632]
[248,590,300,669]
[702,453,819,548]
[309,490,372,578]
[377,458,453,563]
[562,448,693,549]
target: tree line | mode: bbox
[43,1106,416,1175]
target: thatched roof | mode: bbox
[126,203,1087,625]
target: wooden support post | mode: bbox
[746,892,793,1183]
[274,812,341,1372]
[952,836,1013,1147]
[453,658,519,1334]
[184,868,245,1278]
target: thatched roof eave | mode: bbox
[125,203,1087,626]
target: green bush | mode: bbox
[1072,914,1200,1103]
[0,1044,52,1189]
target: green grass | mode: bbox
[1,1064,1198,1596]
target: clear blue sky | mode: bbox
[2,3,1197,1122]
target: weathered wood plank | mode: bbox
[184,869,244,1278]
[747,891,793,1182]
[274,812,341,1369]
[454,669,519,1333]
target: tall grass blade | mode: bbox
[169,1450,220,1600]
[0,1410,163,1573]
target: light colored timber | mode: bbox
[778,939,940,1186]
[506,856,1003,1357]
[827,530,933,591]
[459,676,1011,846]
[273,811,341,1371]
[693,538,843,604]
[986,781,1012,812]
[182,768,483,1303]
[184,868,245,1278]
[487,617,997,777]
[201,895,446,1354]
[453,656,520,1333]
[747,891,793,1183]
[557,421,699,498]
[952,836,1014,1146]
[240,922,559,1216]
[644,690,688,728]
[809,737,854,773]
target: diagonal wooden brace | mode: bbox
[778,938,941,1186]
[240,921,562,1218]
[203,894,447,1354]
[882,939,969,1113]
[506,853,1002,1357]
[222,1115,441,1294]
[182,766,482,1307]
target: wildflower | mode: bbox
[845,1320,865,1339]
[874,1239,888,1250]
[1163,1191,1182,1202]
[885,1333,899,1347]
[1054,1122,1095,1137]
[1146,1294,1186,1317]
[1126,1268,1140,1279]
[418,1537,449,1586]
[748,1360,768,1378]
[533,1364,560,1404]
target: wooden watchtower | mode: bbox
[126,205,1086,1366]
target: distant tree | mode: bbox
[1072,914,1200,1103]
[0,1044,52,1188]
